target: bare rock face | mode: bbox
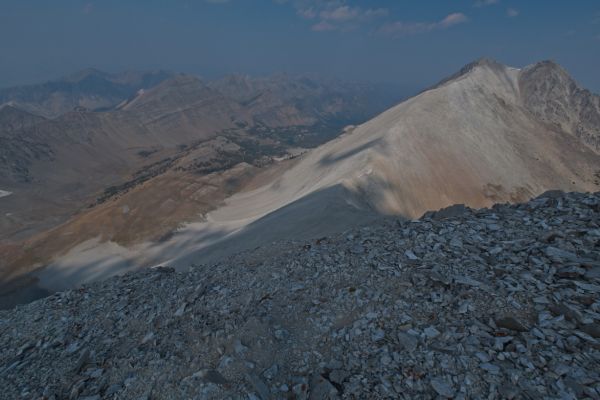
[519,60,600,152]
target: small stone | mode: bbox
[141,332,155,344]
[489,246,503,255]
[104,384,122,396]
[234,339,249,354]
[247,374,270,400]
[498,385,520,399]
[263,364,279,380]
[293,382,309,400]
[195,370,228,385]
[545,246,578,261]
[430,377,455,398]
[449,237,463,248]
[423,326,441,339]
[487,223,501,231]
[549,303,583,324]
[310,374,339,400]
[580,324,600,339]
[329,370,350,385]
[397,332,419,352]
[274,329,289,341]
[495,316,529,332]
[174,303,186,317]
[75,348,90,372]
[480,363,500,375]
[371,329,385,342]
[405,250,418,260]
[556,266,585,279]
[380,354,392,366]
[458,300,474,314]
[350,245,365,254]
[86,368,104,379]
[584,267,600,280]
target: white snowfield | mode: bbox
[0,190,12,198]
[36,60,600,292]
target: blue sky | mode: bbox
[0,0,599,91]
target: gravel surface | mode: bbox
[1,191,600,399]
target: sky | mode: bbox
[0,0,599,92]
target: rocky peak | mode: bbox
[519,60,600,152]
[62,68,109,84]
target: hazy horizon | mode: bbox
[1,0,599,92]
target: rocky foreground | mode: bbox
[1,192,600,399]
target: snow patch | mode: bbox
[0,190,12,198]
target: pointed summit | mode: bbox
[62,68,109,83]
[429,57,510,91]
[520,60,600,151]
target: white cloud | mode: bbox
[474,0,499,7]
[311,21,336,31]
[298,7,317,19]
[320,6,360,21]
[507,8,519,17]
[363,8,389,19]
[380,13,469,36]
[283,1,388,32]
[439,13,469,28]
[318,5,387,22]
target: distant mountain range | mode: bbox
[0,69,174,118]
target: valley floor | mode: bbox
[0,191,599,399]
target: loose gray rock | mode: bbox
[430,377,455,398]
[0,191,598,399]
[495,316,529,332]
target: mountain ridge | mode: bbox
[1,58,599,309]
[0,69,175,118]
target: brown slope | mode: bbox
[0,75,251,242]
[119,74,249,132]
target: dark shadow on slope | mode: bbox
[318,138,382,167]
[0,273,51,310]
[177,184,395,267]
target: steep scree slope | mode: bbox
[0,191,599,399]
